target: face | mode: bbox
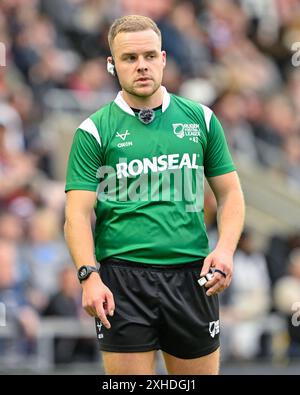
[109,29,166,99]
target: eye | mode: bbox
[127,55,136,62]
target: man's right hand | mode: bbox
[81,272,115,329]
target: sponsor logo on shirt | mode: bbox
[173,123,200,143]
[116,153,199,179]
[116,130,133,148]
[96,154,204,212]
[116,130,130,140]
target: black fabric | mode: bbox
[130,105,162,113]
[101,257,204,270]
[95,258,220,359]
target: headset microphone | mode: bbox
[107,61,115,76]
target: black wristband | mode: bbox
[214,269,227,278]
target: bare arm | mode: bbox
[64,190,114,328]
[201,171,245,296]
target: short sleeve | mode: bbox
[204,113,236,177]
[65,128,102,192]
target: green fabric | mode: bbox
[65,92,235,264]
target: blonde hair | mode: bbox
[108,15,162,54]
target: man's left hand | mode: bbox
[200,249,233,296]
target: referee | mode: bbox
[64,15,245,375]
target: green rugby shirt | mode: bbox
[65,87,235,264]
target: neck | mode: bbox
[122,86,164,109]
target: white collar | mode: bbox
[114,86,171,116]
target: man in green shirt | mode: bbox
[64,15,245,375]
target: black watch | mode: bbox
[77,265,99,283]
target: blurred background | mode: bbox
[1,0,300,375]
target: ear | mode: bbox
[162,51,167,68]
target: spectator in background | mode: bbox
[0,211,24,243]
[287,69,300,115]
[67,58,111,93]
[263,95,296,149]
[0,123,37,206]
[8,87,55,178]
[0,101,24,152]
[43,265,98,363]
[283,135,300,190]
[24,208,70,312]
[220,229,271,360]
[44,265,81,318]
[169,1,211,77]
[0,239,39,361]
[0,210,30,284]
[273,248,300,359]
[214,92,259,163]
[161,57,182,94]
[265,231,300,286]
[148,0,198,77]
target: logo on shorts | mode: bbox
[209,320,220,338]
[97,321,104,339]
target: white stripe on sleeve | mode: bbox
[200,104,213,132]
[78,118,101,146]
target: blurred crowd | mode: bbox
[1,0,300,368]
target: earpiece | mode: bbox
[107,60,115,76]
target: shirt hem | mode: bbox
[98,254,208,265]
[65,183,98,192]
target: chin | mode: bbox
[133,84,158,97]
[135,88,154,97]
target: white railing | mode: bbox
[0,318,98,372]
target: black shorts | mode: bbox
[95,258,220,359]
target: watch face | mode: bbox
[79,267,87,279]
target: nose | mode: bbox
[137,56,148,72]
